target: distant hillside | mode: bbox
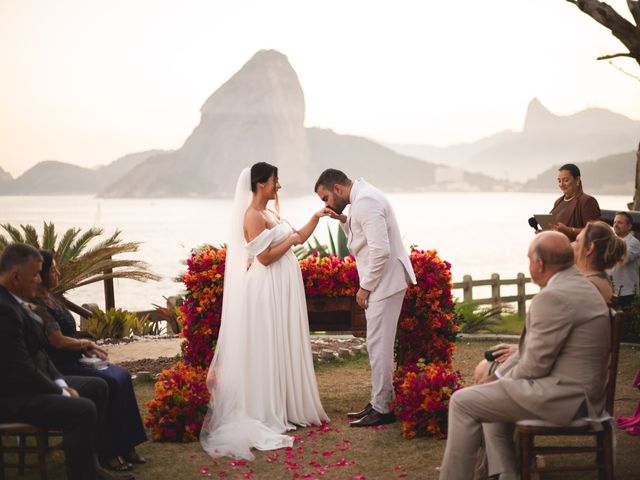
[0,150,161,195]
[389,99,640,182]
[0,166,12,184]
[307,128,506,192]
[521,151,636,195]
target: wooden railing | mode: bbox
[452,273,536,320]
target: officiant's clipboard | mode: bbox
[533,214,555,230]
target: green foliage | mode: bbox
[86,307,158,339]
[86,308,138,339]
[294,224,349,259]
[621,294,640,343]
[152,296,183,334]
[453,300,504,333]
[0,222,159,294]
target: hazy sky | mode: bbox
[1,0,639,177]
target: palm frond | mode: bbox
[327,225,337,256]
[337,226,349,257]
[56,228,81,263]
[0,222,158,295]
[1,224,25,243]
[66,227,104,260]
[42,222,57,250]
[0,235,8,251]
[21,224,40,248]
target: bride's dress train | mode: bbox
[200,213,328,460]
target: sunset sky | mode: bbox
[1,0,639,177]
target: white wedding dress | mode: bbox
[200,169,328,460]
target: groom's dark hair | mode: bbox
[314,169,351,192]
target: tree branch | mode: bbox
[597,52,634,59]
[628,1,640,29]
[570,0,640,66]
[605,59,640,82]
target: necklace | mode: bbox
[563,194,576,202]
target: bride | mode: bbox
[200,162,330,460]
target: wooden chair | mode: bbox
[515,309,624,480]
[0,423,63,480]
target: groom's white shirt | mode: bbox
[341,178,416,301]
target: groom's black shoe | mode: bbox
[347,403,373,419]
[349,409,396,428]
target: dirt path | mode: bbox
[103,337,183,364]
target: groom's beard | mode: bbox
[330,197,348,214]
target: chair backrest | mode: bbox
[605,309,624,415]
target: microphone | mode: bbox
[528,217,540,232]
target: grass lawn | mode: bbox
[3,342,639,479]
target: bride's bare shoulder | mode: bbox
[244,208,268,242]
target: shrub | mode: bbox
[396,249,457,366]
[144,361,210,442]
[453,300,504,334]
[621,295,640,343]
[86,308,143,340]
[392,360,463,439]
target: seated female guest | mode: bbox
[32,250,147,472]
[473,220,625,384]
[572,220,626,303]
[549,163,601,241]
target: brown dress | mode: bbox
[550,192,601,240]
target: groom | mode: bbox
[315,169,416,427]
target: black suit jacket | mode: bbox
[0,285,64,411]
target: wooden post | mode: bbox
[491,273,500,309]
[516,272,526,320]
[463,275,473,302]
[103,257,115,311]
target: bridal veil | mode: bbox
[199,167,293,460]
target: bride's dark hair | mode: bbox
[250,162,278,192]
[250,162,280,214]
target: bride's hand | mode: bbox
[314,207,333,219]
[324,209,346,222]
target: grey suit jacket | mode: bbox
[496,265,610,425]
[341,179,416,302]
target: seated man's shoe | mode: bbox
[347,403,373,419]
[96,465,136,480]
[349,409,396,427]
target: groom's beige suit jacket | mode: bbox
[496,265,610,425]
[341,179,416,301]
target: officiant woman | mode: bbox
[31,249,147,472]
[549,163,601,240]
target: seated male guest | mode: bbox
[439,232,610,480]
[0,243,133,480]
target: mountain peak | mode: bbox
[200,49,303,121]
[523,98,556,131]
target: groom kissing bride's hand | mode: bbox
[315,168,417,428]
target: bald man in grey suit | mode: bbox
[439,231,610,480]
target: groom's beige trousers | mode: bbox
[366,288,406,414]
[439,380,543,480]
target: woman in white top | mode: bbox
[200,162,330,460]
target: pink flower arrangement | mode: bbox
[392,360,463,439]
[144,360,210,442]
[147,245,458,441]
[180,246,226,367]
[396,248,458,366]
